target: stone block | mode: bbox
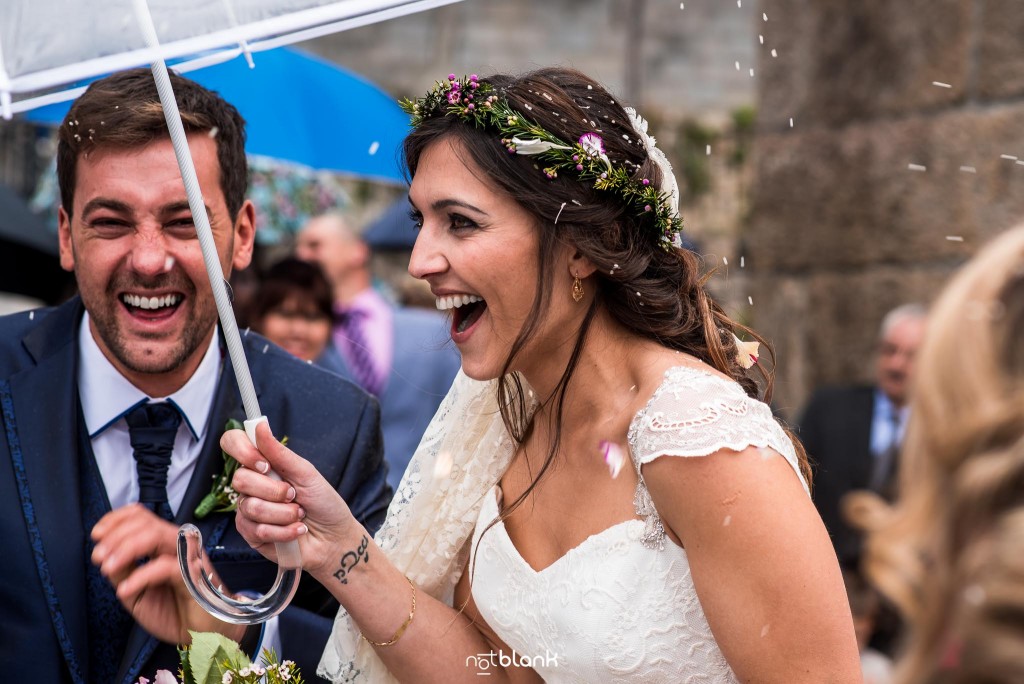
[750,264,956,420]
[757,0,972,129]
[747,104,1024,272]
[976,0,1024,100]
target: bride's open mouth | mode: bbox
[436,293,487,339]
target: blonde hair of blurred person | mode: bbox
[295,212,370,307]
[861,224,1024,683]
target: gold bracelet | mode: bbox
[361,576,417,647]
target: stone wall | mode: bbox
[750,0,1024,417]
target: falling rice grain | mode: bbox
[1000,154,1018,161]
[759,34,764,45]
[723,515,732,527]
[368,141,380,155]
[762,12,768,20]
[735,61,741,71]
[788,117,793,127]
[908,163,927,172]
[207,126,219,139]
[29,311,35,320]
[706,144,711,156]
[554,202,567,224]
[740,256,745,268]
[723,257,729,265]
[771,49,778,58]
[946,236,964,242]
[932,81,952,88]
[959,166,977,173]
[262,344,269,354]
[761,624,771,638]
[748,296,754,306]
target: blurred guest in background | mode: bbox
[296,212,461,492]
[861,224,1024,684]
[845,568,895,684]
[248,257,345,371]
[799,303,927,567]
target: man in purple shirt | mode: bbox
[296,213,461,492]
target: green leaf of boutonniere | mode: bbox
[194,419,289,519]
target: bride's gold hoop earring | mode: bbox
[572,273,584,303]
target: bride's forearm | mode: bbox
[313,531,520,683]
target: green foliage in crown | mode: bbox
[401,74,683,247]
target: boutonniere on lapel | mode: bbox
[194,419,288,519]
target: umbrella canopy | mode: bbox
[0,0,464,117]
[22,47,410,183]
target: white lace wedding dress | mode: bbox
[319,365,808,683]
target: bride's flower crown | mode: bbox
[401,74,684,248]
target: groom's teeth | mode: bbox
[435,294,483,311]
[122,293,181,310]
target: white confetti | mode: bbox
[554,202,567,224]
[945,235,964,242]
[433,450,454,480]
[964,584,986,606]
[748,296,754,306]
[771,49,778,58]
[723,515,732,527]
[959,165,977,173]
[1000,154,1018,161]
[908,163,927,172]
[932,81,952,88]
[368,141,380,155]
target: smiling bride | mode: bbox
[224,67,862,684]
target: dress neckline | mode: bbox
[484,485,655,576]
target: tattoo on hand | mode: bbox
[333,535,369,584]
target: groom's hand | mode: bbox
[91,504,246,645]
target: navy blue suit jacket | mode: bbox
[0,298,391,683]
[797,385,876,567]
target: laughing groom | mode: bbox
[0,69,390,683]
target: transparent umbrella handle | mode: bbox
[177,417,302,623]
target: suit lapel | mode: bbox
[849,388,877,488]
[4,300,89,684]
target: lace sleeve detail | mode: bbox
[627,366,808,549]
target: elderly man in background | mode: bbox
[798,303,927,568]
[296,212,461,493]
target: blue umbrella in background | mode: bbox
[24,46,409,184]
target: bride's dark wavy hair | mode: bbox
[403,67,811,532]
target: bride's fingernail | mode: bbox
[297,524,308,535]
[256,460,270,474]
[286,487,296,501]
[297,507,306,520]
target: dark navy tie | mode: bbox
[125,402,181,521]
[338,308,383,396]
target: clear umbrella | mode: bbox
[1,0,467,625]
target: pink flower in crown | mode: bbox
[446,80,462,105]
[579,132,605,158]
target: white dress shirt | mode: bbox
[77,312,280,653]
[78,311,219,513]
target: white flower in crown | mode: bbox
[511,136,571,155]
[625,107,680,216]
